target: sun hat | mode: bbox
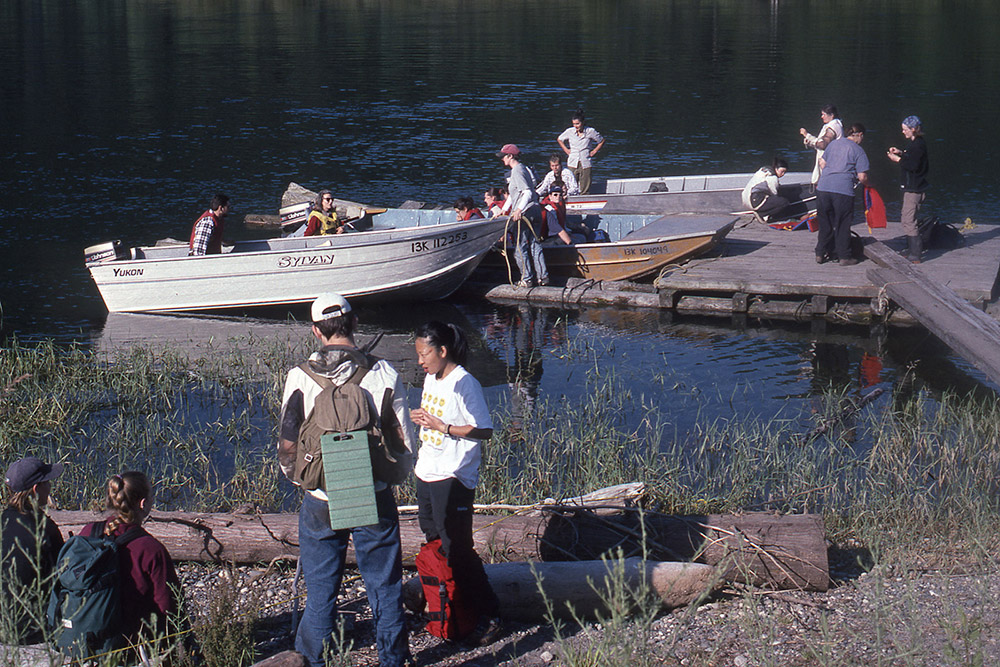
[311,293,352,322]
[5,457,64,493]
[496,144,521,158]
[902,115,921,129]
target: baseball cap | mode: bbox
[549,185,564,194]
[311,293,352,322]
[5,456,64,493]
[496,143,521,158]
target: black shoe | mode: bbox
[815,254,828,264]
[466,616,502,646]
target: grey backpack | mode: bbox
[293,349,410,489]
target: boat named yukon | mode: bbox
[85,216,507,313]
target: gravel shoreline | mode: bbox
[178,547,1000,666]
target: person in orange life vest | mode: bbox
[483,187,506,217]
[188,193,230,256]
[453,196,484,221]
[539,186,574,245]
[304,190,344,236]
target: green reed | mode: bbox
[4,335,1000,557]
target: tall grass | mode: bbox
[3,335,1000,555]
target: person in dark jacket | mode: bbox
[1,456,65,644]
[887,115,929,262]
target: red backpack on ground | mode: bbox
[415,539,479,641]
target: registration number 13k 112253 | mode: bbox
[411,231,468,253]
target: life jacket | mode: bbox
[459,208,484,221]
[864,187,887,231]
[305,210,340,236]
[540,196,567,238]
[188,210,224,254]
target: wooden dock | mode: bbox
[472,216,1000,384]
[654,218,1000,323]
[477,218,1000,325]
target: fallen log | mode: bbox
[402,558,718,622]
[48,509,827,591]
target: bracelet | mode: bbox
[446,424,451,436]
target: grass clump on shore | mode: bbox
[3,334,1000,554]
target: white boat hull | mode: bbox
[87,217,507,313]
[567,171,815,215]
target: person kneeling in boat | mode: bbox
[188,193,230,255]
[742,158,792,221]
[539,185,580,246]
[454,196,484,221]
[304,190,344,236]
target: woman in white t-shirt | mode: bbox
[411,321,500,640]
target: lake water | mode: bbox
[3,0,999,426]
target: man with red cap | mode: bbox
[494,144,549,288]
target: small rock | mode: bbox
[539,650,554,662]
[734,655,748,667]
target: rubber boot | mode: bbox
[906,235,922,264]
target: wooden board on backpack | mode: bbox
[321,431,378,530]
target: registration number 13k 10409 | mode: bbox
[411,231,468,253]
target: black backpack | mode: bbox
[918,216,965,250]
[48,521,146,658]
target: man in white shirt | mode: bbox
[557,110,605,194]
[535,154,580,197]
[277,293,415,667]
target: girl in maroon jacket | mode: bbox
[81,472,180,643]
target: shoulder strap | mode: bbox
[348,353,380,386]
[113,524,148,548]
[298,362,334,389]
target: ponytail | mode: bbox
[415,321,469,366]
[104,471,151,535]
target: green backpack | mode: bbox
[47,521,145,658]
[293,348,411,490]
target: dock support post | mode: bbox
[811,295,828,317]
[659,289,679,310]
[732,292,749,313]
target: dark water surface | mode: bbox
[3,1,1000,421]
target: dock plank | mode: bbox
[866,248,1000,384]
[657,218,1000,303]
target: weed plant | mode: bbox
[5,336,1000,554]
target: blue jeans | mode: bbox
[513,211,548,284]
[295,490,410,667]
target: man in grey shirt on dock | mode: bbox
[495,144,549,287]
[815,123,870,266]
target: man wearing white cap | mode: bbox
[277,293,415,667]
[495,143,549,287]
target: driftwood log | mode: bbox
[403,558,718,622]
[49,509,827,591]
